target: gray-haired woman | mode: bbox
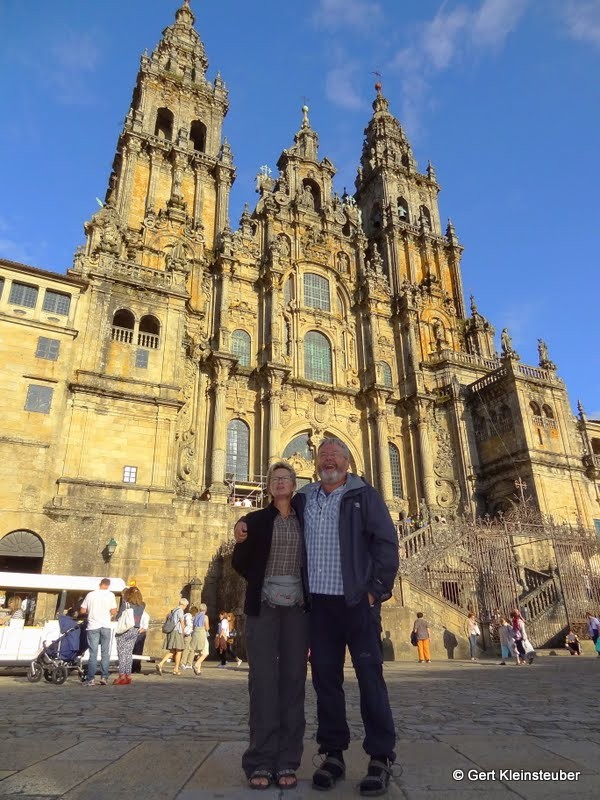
[232,460,309,791]
[156,597,188,675]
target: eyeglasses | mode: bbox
[270,476,294,483]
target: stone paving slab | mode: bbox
[531,737,600,773]
[437,734,600,800]
[0,736,80,772]
[59,740,214,800]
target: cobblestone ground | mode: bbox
[0,655,599,799]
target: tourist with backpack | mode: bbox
[155,597,188,675]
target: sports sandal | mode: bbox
[248,769,273,790]
[276,769,298,790]
[312,754,345,791]
[359,758,393,797]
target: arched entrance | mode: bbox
[0,530,44,574]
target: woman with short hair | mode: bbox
[232,460,309,791]
[156,597,188,675]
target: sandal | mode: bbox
[248,769,273,790]
[359,758,392,797]
[312,753,345,791]
[276,769,298,790]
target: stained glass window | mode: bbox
[380,362,393,388]
[232,330,251,367]
[304,331,333,384]
[226,419,250,481]
[304,273,330,311]
[389,443,403,498]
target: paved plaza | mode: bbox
[1,653,599,799]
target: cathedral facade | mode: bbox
[1,2,599,634]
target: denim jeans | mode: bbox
[86,627,111,681]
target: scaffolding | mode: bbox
[224,473,267,509]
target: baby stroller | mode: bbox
[27,615,88,684]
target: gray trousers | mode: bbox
[242,603,309,777]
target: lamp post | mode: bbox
[103,537,118,563]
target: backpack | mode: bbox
[161,609,177,634]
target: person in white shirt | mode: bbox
[80,578,117,686]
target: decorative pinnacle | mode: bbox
[577,399,585,415]
[301,104,310,129]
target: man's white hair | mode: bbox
[317,437,350,459]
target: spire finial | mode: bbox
[301,104,310,129]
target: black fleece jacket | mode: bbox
[231,501,309,616]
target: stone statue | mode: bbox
[537,337,555,370]
[433,320,444,349]
[501,328,513,355]
[301,184,315,210]
[337,252,349,273]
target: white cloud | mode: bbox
[0,217,37,265]
[561,0,600,46]
[390,0,529,134]
[313,0,382,31]
[472,0,529,49]
[325,63,364,110]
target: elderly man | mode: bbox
[235,437,399,795]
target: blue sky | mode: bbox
[0,0,598,414]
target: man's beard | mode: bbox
[319,467,345,485]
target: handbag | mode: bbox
[410,630,418,647]
[115,603,135,635]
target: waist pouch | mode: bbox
[262,575,304,607]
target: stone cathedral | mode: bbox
[1,2,599,648]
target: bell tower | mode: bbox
[77,0,234,289]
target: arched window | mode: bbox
[138,315,160,349]
[419,205,432,230]
[304,273,330,311]
[189,120,207,152]
[112,309,135,343]
[542,404,554,419]
[283,434,313,462]
[154,107,174,141]
[226,419,250,482]
[232,329,251,366]
[304,331,333,384]
[529,401,541,417]
[380,362,393,388]
[397,196,410,223]
[388,443,403,498]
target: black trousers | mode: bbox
[309,594,396,761]
[242,603,309,777]
[131,631,146,673]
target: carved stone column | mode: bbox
[118,138,141,219]
[192,163,206,224]
[215,168,232,240]
[215,260,233,352]
[208,356,232,501]
[146,149,163,212]
[372,404,394,504]
[416,401,436,508]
